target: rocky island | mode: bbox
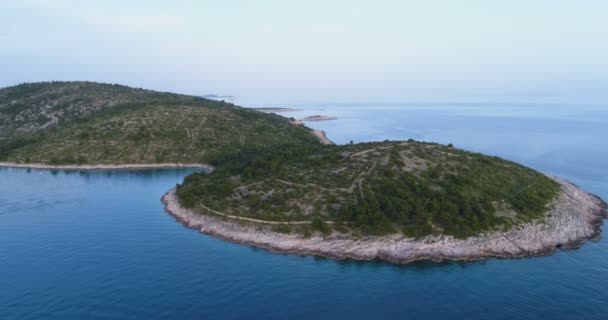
[253,107,302,113]
[300,115,338,121]
[168,139,607,263]
[1,81,606,264]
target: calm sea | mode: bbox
[1,104,607,319]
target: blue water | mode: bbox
[1,104,607,319]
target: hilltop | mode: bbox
[0,82,321,165]
[175,140,562,238]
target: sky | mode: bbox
[1,0,607,105]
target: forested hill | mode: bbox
[0,81,321,165]
[0,82,194,137]
[176,140,561,238]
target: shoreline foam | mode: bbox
[162,179,607,264]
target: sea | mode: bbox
[1,103,607,319]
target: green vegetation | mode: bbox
[1,81,561,239]
[176,140,561,238]
[0,81,320,164]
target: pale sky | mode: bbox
[1,0,607,105]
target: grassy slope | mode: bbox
[0,82,320,164]
[177,140,561,238]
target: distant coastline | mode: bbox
[300,115,338,122]
[286,119,333,145]
[253,107,303,113]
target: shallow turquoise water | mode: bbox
[1,104,607,319]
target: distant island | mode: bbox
[253,107,303,113]
[1,81,606,264]
[199,94,235,101]
[300,115,338,121]
[253,108,338,123]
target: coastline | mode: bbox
[287,118,334,145]
[0,162,214,171]
[312,129,334,145]
[162,179,607,264]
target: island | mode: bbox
[1,81,606,264]
[253,107,302,113]
[300,115,338,121]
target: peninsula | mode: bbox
[1,81,606,264]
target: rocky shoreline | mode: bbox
[0,162,214,171]
[311,129,334,145]
[162,178,607,264]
